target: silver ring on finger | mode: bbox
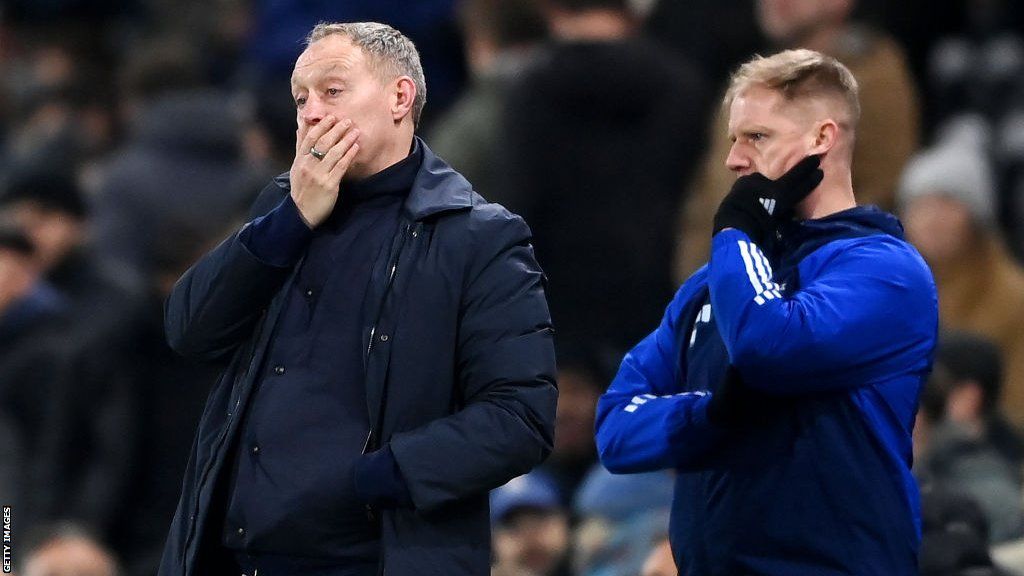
[310,146,327,161]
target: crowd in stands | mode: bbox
[2,0,1024,574]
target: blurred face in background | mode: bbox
[757,0,853,45]
[4,202,82,272]
[22,538,118,576]
[494,509,570,576]
[552,366,601,464]
[726,85,820,180]
[0,248,37,312]
[902,195,976,265]
[291,34,410,179]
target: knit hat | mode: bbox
[897,117,996,226]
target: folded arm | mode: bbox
[709,229,936,393]
[595,268,723,473]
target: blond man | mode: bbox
[595,49,937,574]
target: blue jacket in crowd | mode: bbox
[159,140,557,576]
[596,207,938,575]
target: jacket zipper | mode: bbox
[363,222,413,443]
[366,222,413,360]
[362,223,414,527]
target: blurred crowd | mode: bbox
[1,0,1024,575]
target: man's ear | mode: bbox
[392,76,417,124]
[808,119,839,156]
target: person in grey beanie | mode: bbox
[898,133,1024,427]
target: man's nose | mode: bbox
[300,97,326,126]
[725,143,749,173]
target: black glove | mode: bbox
[712,154,824,247]
[707,366,773,429]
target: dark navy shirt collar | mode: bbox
[344,139,423,202]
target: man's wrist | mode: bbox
[239,195,315,267]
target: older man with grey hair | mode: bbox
[158,22,557,576]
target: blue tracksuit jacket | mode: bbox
[595,207,938,575]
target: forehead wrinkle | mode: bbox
[293,61,349,88]
[291,42,361,90]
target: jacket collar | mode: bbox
[403,136,475,221]
[775,205,906,275]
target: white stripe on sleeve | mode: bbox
[737,240,765,295]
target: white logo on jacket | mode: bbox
[689,303,712,348]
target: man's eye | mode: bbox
[294,97,306,108]
[327,88,341,96]
[750,133,766,142]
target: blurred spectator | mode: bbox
[0,169,86,275]
[640,538,676,576]
[29,227,225,576]
[899,133,1024,427]
[537,344,610,503]
[0,169,169,546]
[572,466,674,576]
[0,218,63,345]
[0,221,45,502]
[0,167,139,322]
[0,33,117,178]
[0,219,68,530]
[915,362,955,466]
[644,0,765,92]
[239,78,297,182]
[428,0,547,204]
[490,472,570,576]
[919,485,1012,576]
[0,217,67,433]
[916,331,1024,543]
[501,0,708,352]
[676,0,919,279]
[139,0,252,88]
[91,38,249,282]
[20,522,120,576]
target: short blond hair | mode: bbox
[725,49,860,128]
[306,22,426,127]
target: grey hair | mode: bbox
[306,22,427,127]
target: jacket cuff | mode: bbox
[238,195,313,267]
[354,444,414,509]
